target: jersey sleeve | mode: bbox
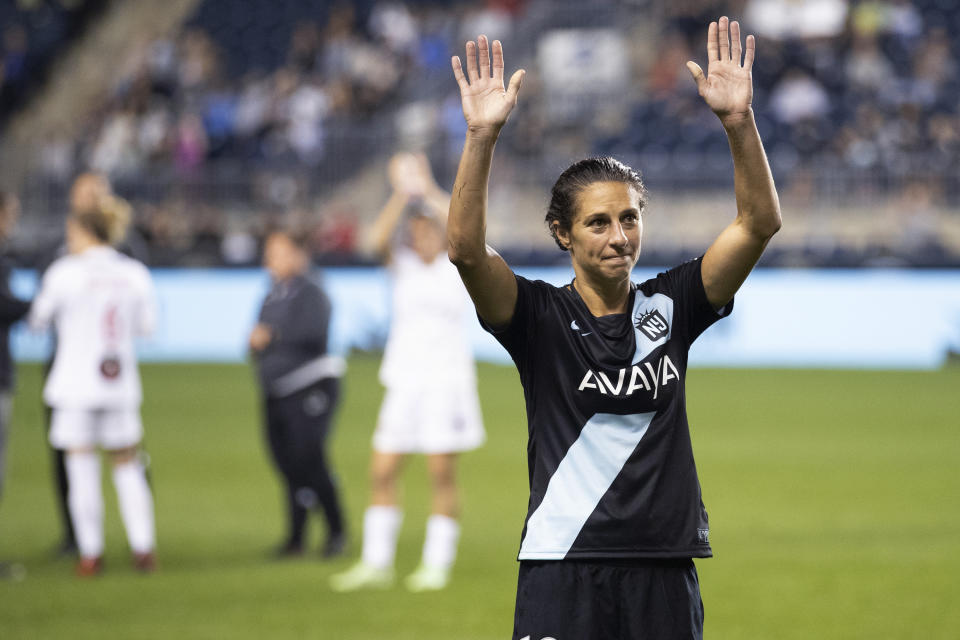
[653,256,733,344]
[479,275,551,372]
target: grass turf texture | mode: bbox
[1,359,958,639]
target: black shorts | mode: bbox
[512,558,703,640]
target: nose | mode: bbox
[609,221,628,249]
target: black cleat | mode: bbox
[55,539,78,559]
[272,540,305,559]
[321,533,347,559]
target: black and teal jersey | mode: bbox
[483,257,731,560]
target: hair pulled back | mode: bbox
[265,224,311,252]
[72,193,131,246]
[545,157,648,251]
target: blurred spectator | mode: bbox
[287,21,321,74]
[745,0,847,40]
[647,31,694,98]
[172,113,208,176]
[286,76,330,165]
[845,34,894,93]
[7,0,960,268]
[0,25,29,91]
[221,224,258,266]
[769,69,831,124]
[369,2,419,57]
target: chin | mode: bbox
[598,262,632,281]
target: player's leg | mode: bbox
[103,410,155,572]
[265,395,307,555]
[64,447,103,576]
[364,450,405,566]
[50,408,103,575]
[512,560,618,640]
[46,400,77,555]
[405,452,460,592]
[43,358,76,555]
[621,559,704,639]
[406,381,484,591]
[330,450,405,591]
[297,379,346,557]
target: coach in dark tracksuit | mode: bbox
[250,229,346,558]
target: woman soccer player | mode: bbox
[448,19,780,638]
[331,153,485,593]
[30,190,158,577]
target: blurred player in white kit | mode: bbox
[331,153,484,592]
[30,188,158,577]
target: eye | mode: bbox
[587,218,605,228]
[621,212,639,224]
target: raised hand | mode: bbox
[686,17,754,125]
[452,35,525,136]
[388,152,429,197]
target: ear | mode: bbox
[553,221,572,251]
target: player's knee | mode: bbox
[370,465,397,493]
[108,446,139,465]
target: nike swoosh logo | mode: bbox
[580,332,593,337]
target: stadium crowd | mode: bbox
[0,0,106,122]
[6,0,960,268]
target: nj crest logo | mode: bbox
[635,309,669,341]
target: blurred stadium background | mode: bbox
[0,0,958,638]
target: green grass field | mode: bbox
[1,359,958,639]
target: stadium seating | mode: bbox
[3,0,959,268]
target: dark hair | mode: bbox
[545,157,648,251]
[265,225,311,251]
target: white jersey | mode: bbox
[379,247,475,389]
[30,246,156,409]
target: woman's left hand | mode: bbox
[686,16,754,126]
[249,323,272,351]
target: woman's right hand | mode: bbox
[451,35,525,137]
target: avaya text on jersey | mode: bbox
[577,354,681,399]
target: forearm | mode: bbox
[368,191,408,257]
[267,320,323,352]
[448,130,499,267]
[422,184,452,222]
[723,110,782,239]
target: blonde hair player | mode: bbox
[331,153,485,593]
[448,19,781,639]
[30,187,158,577]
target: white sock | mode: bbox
[112,459,155,554]
[421,514,460,570]
[361,505,402,569]
[65,451,103,558]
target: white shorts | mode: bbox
[49,408,143,451]
[373,383,485,454]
